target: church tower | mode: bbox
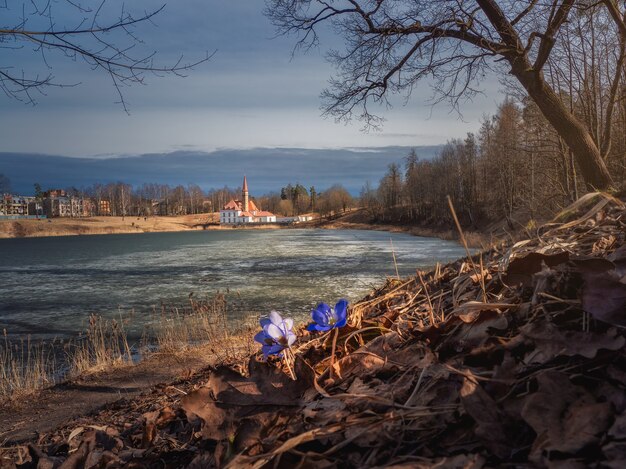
[242,175,249,212]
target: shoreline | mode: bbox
[0,212,488,247]
[312,220,488,248]
[0,214,279,239]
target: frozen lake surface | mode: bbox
[0,229,466,339]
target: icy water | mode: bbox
[0,229,465,340]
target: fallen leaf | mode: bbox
[181,387,235,441]
[460,377,517,459]
[504,251,569,287]
[521,371,612,461]
[582,269,626,326]
[520,321,625,363]
[67,427,84,446]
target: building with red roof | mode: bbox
[219,176,277,224]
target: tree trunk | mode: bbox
[511,63,614,190]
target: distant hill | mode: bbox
[0,146,443,195]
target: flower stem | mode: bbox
[284,348,296,381]
[329,327,339,380]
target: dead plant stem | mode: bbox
[329,327,339,380]
[417,270,436,326]
[390,238,400,280]
[447,195,486,303]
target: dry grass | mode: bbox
[147,293,256,363]
[66,315,134,376]
[0,293,255,403]
[0,331,56,400]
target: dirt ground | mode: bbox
[0,350,216,444]
[0,214,222,238]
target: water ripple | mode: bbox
[0,229,465,339]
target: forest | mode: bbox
[56,181,355,218]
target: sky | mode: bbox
[0,147,446,195]
[0,1,502,189]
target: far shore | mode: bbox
[0,211,488,247]
[0,213,274,239]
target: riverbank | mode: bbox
[0,215,193,238]
[0,214,225,238]
[0,348,215,443]
[0,210,493,248]
[310,208,493,248]
[2,193,624,467]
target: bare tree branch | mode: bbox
[266,0,619,189]
[0,1,211,109]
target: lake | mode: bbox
[0,229,465,340]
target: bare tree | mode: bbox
[266,0,625,189]
[0,1,210,109]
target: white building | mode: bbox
[220,176,277,224]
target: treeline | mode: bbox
[48,183,241,217]
[366,98,625,229]
[353,0,626,229]
[39,181,356,218]
[256,183,354,217]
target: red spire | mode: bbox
[243,175,249,192]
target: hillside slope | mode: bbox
[2,193,626,468]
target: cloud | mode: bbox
[0,146,444,196]
[0,1,502,157]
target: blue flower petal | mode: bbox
[262,344,284,357]
[335,316,347,328]
[266,323,283,341]
[334,299,348,322]
[286,331,297,346]
[312,303,331,326]
[259,317,271,328]
[254,330,269,344]
[269,310,283,327]
[312,323,332,332]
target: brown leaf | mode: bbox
[141,422,157,448]
[182,357,314,442]
[608,411,626,440]
[602,441,626,467]
[520,321,625,364]
[333,333,433,384]
[521,371,612,461]
[84,450,119,469]
[608,245,626,276]
[575,251,626,326]
[505,251,569,287]
[452,309,509,350]
[58,431,96,469]
[582,269,626,326]
[460,377,515,459]
[386,453,485,468]
[187,452,216,469]
[181,387,234,441]
[302,397,348,427]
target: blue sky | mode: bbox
[0,147,448,195]
[0,1,502,158]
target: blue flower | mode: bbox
[307,299,348,332]
[254,310,297,357]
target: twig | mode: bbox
[404,367,428,406]
[447,196,486,302]
[390,238,400,280]
[479,254,487,303]
[417,270,436,326]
